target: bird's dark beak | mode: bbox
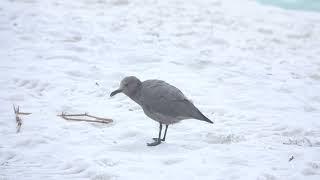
[110,89,122,97]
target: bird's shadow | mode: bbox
[107,138,207,154]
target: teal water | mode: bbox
[256,0,320,12]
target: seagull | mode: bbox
[110,76,213,146]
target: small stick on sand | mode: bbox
[13,105,31,133]
[58,112,113,124]
[289,156,294,162]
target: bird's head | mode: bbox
[110,76,142,97]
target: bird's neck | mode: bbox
[128,86,142,105]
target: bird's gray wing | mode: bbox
[140,80,202,119]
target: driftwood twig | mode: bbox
[289,156,294,162]
[58,112,113,124]
[283,138,313,147]
[13,104,31,133]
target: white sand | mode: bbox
[1,0,320,179]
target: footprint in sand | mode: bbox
[13,79,51,97]
[91,173,118,180]
[96,158,120,167]
[162,158,184,165]
[205,133,245,144]
[257,27,273,35]
[302,162,320,176]
[256,173,277,180]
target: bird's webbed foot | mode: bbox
[147,139,162,146]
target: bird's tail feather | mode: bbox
[195,109,214,124]
[201,114,214,124]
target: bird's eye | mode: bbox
[124,84,128,87]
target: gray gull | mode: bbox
[110,76,213,146]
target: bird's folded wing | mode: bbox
[141,81,198,118]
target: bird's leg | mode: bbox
[147,123,162,146]
[162,124,169,141]
[153,124,169,141]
